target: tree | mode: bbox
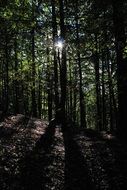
[112,0,127,138]
[59,0,67,128]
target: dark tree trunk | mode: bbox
[4,33,9,115]
[75,0,87,128]
[38,69,42,118]
[94,35,102,130]
[101,54,106,131]
[51,0,59,116]
[31,1,37,117]
[73,66,78,124]
[103,10,116,132]
[46,46,53,121]
[69,60,73,119]
[14,38,19,114]
[112,0,127,138]
[106,50,114,132]
[59,0,67,128]
[31,27,37,117]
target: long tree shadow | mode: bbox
[19,123,55,190]
[63,129,94,190]
[101,139,127,189]
[74,129,127,189]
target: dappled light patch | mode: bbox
[31,126,45,136]
[0,116,66,190]
[100,131,116,141]
[1,116,127,189]
[74,130,127,189]
[0,115,48,189]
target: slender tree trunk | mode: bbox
[46,45,53,121]
[101,54,106,130]
[21,37,25,115]
[31,27,37,117]
[31,1,37,117]
[59,0,67,128]
[69,60,73,119]
[112,0,127,138]
[4,33,9,115]
[75,0,87,128]
[51,0,59,116]
[106,50,114,132]
[94,35,102,130]
[73,66,77,124]
[0,63,2,110]
[47,70,53,121]
[38,69,42,118]
[14,38,19,114]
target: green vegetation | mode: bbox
[0,0,127,137]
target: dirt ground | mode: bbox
[0,115,127,190]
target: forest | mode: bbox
[0,0,127,189]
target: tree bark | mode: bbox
[51,0,59,116]
[112,0,127,138]
[4,32,9,115]
[75,0,87,128]
[14,38,19,114]
[94,35,102,130]
[59,0,67,128]
[101,54,106,130]
[31,1,37,117]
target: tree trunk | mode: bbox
[31,1,37,117]
[112,0,127,138]
[101,54,106,130]
[47,46,53,121]
[38,69,42,118]
[14,38,19,114]
[69,60,73,119]
[59,0,67,128]
[51,0,59,116]
[73,66,78,124]
[94,35,102,130]
[4,33,9,115]
[75,0,87,128]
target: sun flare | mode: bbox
[55,40,64,49]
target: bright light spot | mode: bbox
[55,40,64,50]
[58,30,61,36]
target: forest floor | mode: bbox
[0,115,127,190]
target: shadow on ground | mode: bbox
[3,117,127,190]
[19,125,55,190]
[63,129,94,190]
[73,129,127,190]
